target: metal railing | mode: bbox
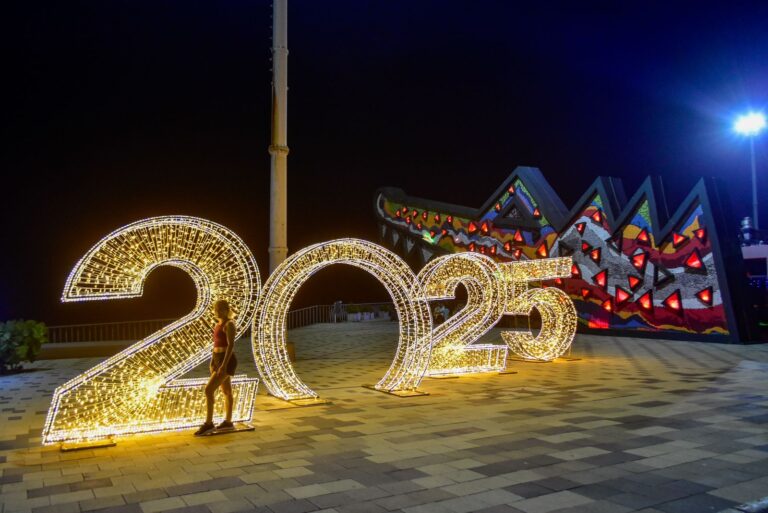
[47,302,396,343]
[48,318,176,343]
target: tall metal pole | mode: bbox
[751,137,759,230]
[269,0,289,272]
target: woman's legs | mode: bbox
[204,372,227,424]
[220,376,233,423]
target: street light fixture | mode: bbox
[734,111,766,229]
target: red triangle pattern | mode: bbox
[591,209,603,223]
[514,230,524,242]
[601,299,613,312]
[533,207,541,218]
[696,287,713,305]
[575,222,586,235]
[571,264,581,278]
[481,221,490,234]
[504,241,512,252]
[590,248,601,263]
[594,270,608,289]
[694,227,707,242]
[636,228,650,244]
[685,249,703,270]
[537,242,548,258]
[468,221,478,234]
[581,288,591,299]
[663,290,683,312]
[672,232,688,248]
[632,251,648,272]
[615,287,631,305]
[628,275,642,290]
[637,291,653,311]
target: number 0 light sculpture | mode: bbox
[253,239,433,400]
[42,216,261,444]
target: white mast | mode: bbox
[269,0,289,272]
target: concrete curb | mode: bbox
[720,497,768,513]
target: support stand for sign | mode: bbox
[198,423,255,436]
[256,396,331,411]
[362,385,429,397]
[60,439,116,452]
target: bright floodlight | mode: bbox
[734,112,767,136]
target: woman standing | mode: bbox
[195,299,238,436]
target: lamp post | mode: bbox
[734,111,766,229]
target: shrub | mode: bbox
[0,320,47,373]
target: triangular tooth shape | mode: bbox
[631,251,648,273]
[696,287,713,305]
[685,249,704,271]
[672,232,689,248]
[636,228,650,244]
[571,263,581,278]
[591,209,603,223]
[421,247,433,264]
[654,264,674,287]
[663,290,683,313]
[537,241,548,258]
[558,241,575,257]
[594,269,608,289]
[589,247,601,264]
[405,239,415,254]
[628,275,642,291]
[637,290,653,311]
[615,286,631,305]
[575,222,586,235]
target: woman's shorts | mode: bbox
[211,352,237,376]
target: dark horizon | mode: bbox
[2,1,767,325]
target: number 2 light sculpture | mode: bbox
[42,217,261,444]
[44,216,578,445]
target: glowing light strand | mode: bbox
[42,216,261,445]
[418,253,507,375]
[253,239,433,400]
[500,257,577,361]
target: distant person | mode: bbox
[332,300,344,323]
[195,299,238,436]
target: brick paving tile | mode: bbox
[1,324,768,513]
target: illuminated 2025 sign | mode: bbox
[42,216,576,445]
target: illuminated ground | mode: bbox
[2,321,768,513]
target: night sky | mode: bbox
[3,1,767,325]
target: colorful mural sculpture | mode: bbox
[375,167,753,342]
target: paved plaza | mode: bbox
[2,321,768,513]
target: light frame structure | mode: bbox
[418,253,508,375]
[253,238,433,400]
[43,216,261,445]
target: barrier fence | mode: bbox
[47,302,395,343]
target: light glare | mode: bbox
[734,112,767,136]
